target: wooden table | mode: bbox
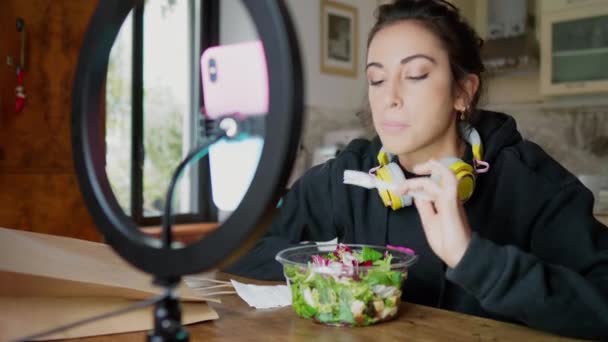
[65,272,580,342]
[140,223,219,244]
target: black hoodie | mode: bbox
[226,111,608,339]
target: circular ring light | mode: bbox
[72,0,303,278]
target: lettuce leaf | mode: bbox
[359,246,383,263]
[291,283,317,319]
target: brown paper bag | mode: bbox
[0,297,218,341]
[0,227,206,300]
[0,227,220,341]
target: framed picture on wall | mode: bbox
[320,0,359,78]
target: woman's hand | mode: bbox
[396,159,472,268]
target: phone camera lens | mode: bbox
[209,58,217,83]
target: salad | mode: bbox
[284,244,411,326]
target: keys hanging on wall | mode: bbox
[15,17,27,114]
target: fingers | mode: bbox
[411,161,432,176]
[395,159,458,201]
[413,159,458,189]
[396,177,441,199]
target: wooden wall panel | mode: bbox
[0,0,101,241]
[0,2,18,128]
[0,174,100,241]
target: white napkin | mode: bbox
[230,280,292,309]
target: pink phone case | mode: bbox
[200,41,269,119]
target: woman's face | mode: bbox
[366,20,460,156]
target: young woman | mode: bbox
[227,0,608,338]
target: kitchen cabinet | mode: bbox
[540,1,608,95]
[539,0,607,13]
[449,0,538,73]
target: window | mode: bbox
[106,0,219,226]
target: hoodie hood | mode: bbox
[473,110,523,163]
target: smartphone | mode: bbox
[200,41,268,213]
[200,40,269,119]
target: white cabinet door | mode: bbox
[540,4,608,95]
[540,0,608,13]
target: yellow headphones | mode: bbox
[372,122,488,210]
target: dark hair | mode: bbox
[364,0,485,124]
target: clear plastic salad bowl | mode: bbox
[275,243,418,326]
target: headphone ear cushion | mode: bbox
[455,171,475,201]
[445,159,476,202]
[375,163,412,209]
